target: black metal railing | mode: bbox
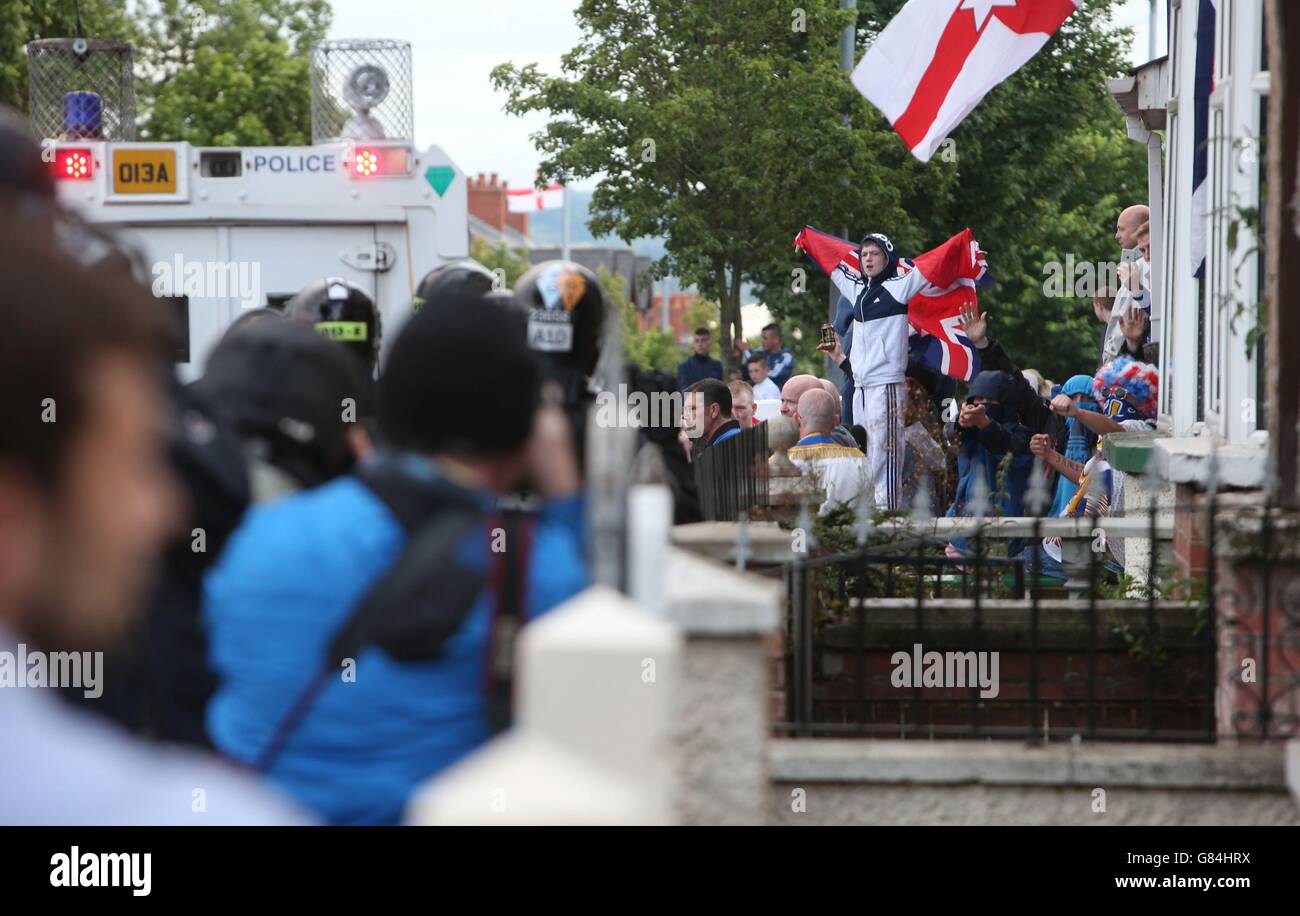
[771,489,1298,744]
[694,421,769,521]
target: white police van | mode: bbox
[37,38,468,380]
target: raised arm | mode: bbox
[794,226,863,301]
[1050,395,1125,436]
[893,228,989,301]
[1030,433,1084,484]
[958,302,1056,435]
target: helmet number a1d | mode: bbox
[527,310,574,353]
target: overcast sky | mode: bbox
[327,1,1165,192]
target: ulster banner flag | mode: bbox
[852,0,1078,162]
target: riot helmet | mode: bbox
[285,277,381,373]
[194,318,371,493]
[512,260,607,378]
[413,259,507,312]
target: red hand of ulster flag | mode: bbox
[852,0,1078,162]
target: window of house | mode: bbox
[1254,14,1270,433]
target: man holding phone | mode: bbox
[1101,205,1151,365]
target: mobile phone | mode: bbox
[1120,247,1141,264]
[819,324,836,347]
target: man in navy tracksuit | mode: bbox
[676,326,724,391]
[798,227,987,511]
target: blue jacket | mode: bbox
[202,472,588,825]
[947,373,1034,554]
[677,354,723,391]
[704,419,742,449]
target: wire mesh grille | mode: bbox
[25,38,137,141]
[310,39,413,144]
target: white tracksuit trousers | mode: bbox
[851,382,906,511]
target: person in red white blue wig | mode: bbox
[1048,356,1158,436]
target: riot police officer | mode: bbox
[285,277,382,374]
[413,258,510,310]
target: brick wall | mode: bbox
[641,291,700,340]
[1172,484,1209,580]
[769,607,1214,739]
[1211,503,1300,742]
[467,172,529,237]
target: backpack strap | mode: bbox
[253,455,487,772]
[481,508,535,735]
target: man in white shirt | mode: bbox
[781,389,871,515]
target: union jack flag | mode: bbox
[794,225,988,381]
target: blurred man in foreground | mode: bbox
[196,318,374,503]
[0,218,305,825]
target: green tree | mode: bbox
[137,0,330,145]
[470,235,530,288]
[494,0,1144,385]
[2,1,328,147]
[1,1,139,114]
[683,299,716,342]
[492,0,918,375]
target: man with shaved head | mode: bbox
[781,388,870,515]
[779,374,822,422]
[779,374,858,446]
[1114,204,1149,249]
[817,377,864,448]
[1102,204,1152,365]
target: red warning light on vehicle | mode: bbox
[352,148,380,177]
[348,146,409,178]
[55,148,94,181]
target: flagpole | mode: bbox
[829,0,856,393]
[561,184,570,262]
